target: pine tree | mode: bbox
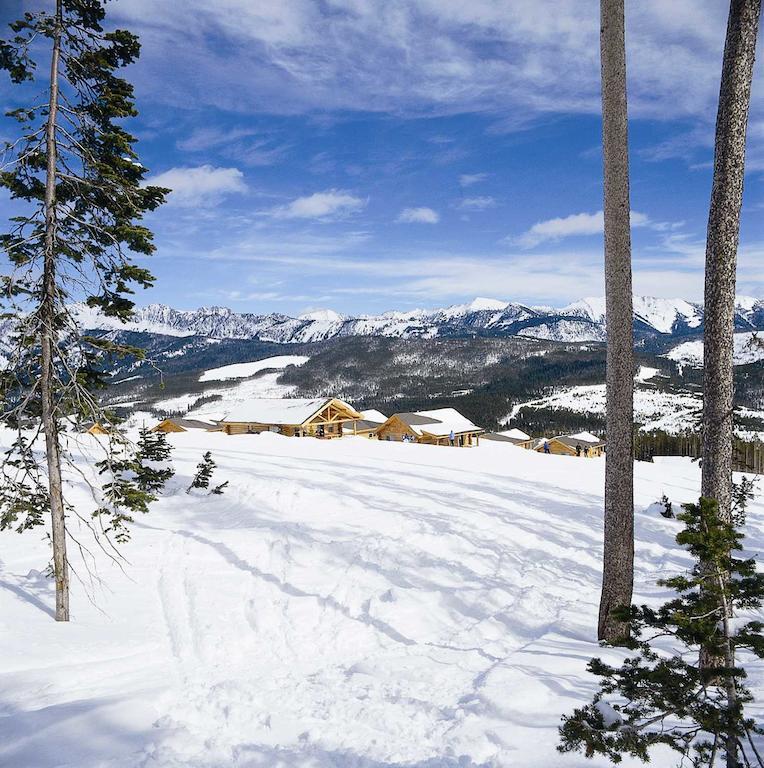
[0,1,167,620]
[559,496,764,767]
[92,429,173,544]
[598,0,635,644]
[187,451,227,495]
[133,427,174,493]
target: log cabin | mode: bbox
[375,408,483,446]
[535,432,606,457]
[482,427,533,448]
[151,417,219,433]
[219,398,362,438]
[343,409,387,437]
[81,421,110,435]
[483,429,533,449]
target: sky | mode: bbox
[2,0,764,316]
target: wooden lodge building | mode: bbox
[375,408,483,447]
[81,421,110,435]
[151,417,219,434]
[535,432,606,457]
[219,397,362,438]
[482,427,533,448]
[343,409,388,437]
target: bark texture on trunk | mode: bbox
[702,0,761,524]
[41,0,69,622]
[597,0,634,644]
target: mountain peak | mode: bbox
[468,297,509,312]
[66,293,764,346]
[298,309,344,323]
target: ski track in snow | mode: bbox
[0,431,762,767]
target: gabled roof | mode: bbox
[162,418,218,430]
[221,397,361,426]
[553,434,606,450]
[483,431,530,444]
[568,431,602,444]
[391,408,482,438]
[360,409,387,424]
[498,427,531,441]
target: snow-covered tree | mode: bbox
[93,429,173,545]
[0,0,167,620]
[559,496,764,767]
[133,428,174,493]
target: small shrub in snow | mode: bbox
[187,452,227,495]
[558,497,764,767]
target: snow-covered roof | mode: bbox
[394,408,482,438]
[343,408,389,434]
[498,427,531,441]
[567,431,601,443]
[162,418,218,430]
[552,433,606,450]
[360,409,387,424]
[221,398,360,425]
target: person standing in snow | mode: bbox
[449,430,455,446]
[543,440,551,454]
[576,443,582,457]
[584,445,590,458]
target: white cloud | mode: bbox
[177,127,290,167]
[269,189,367,220]
[396,207,440,224]
[458,196,496,211]
[459,173,488,187]
[517,210,650,248]
[148,165,246,206]
[111,0,762,140]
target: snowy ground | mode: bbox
[666,332,764,369]
[1,431,762,768]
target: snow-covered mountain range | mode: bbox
[73,295,764,344]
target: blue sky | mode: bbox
[2,0,764,315]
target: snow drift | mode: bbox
[0,431,762,767]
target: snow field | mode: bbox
[0,432,762,767]
[154,355,310,418]
[198,355,310,383]
[509,380,764,439]
[666,332,764,368]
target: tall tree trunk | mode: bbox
[41,0,69,622]
[597,0,634,644]
[700,0,761,723]
[702,0,761,523]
